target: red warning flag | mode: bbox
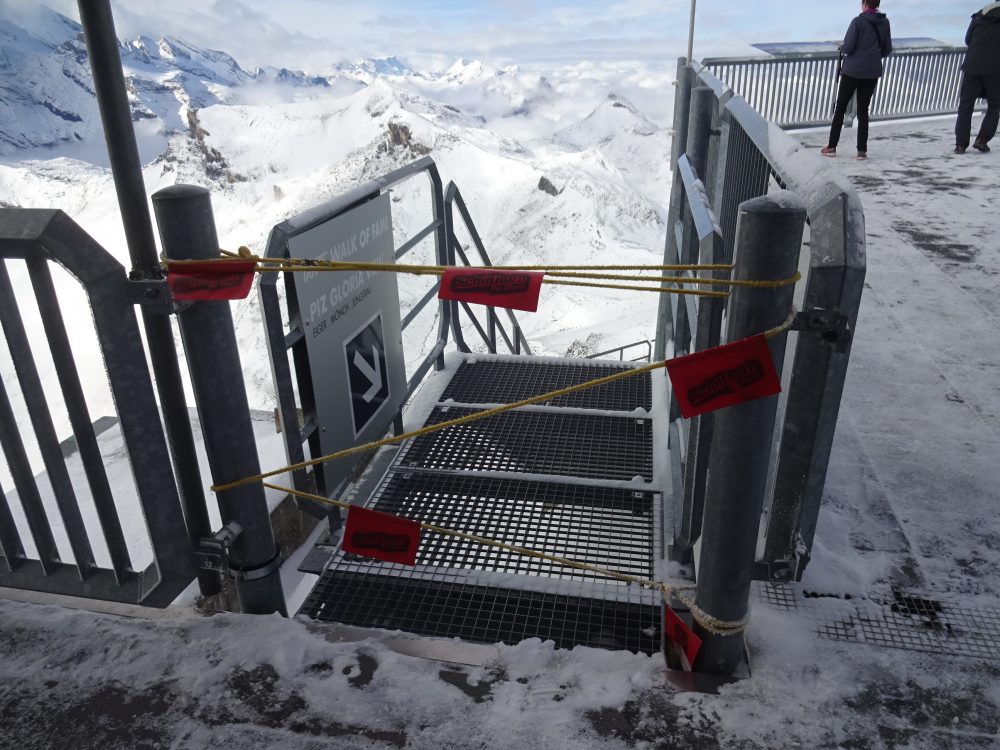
[167,261,256,301]
[341,506,421,565]
[438,268,544,312]
[664,606,702,671]
[665,334,781,419]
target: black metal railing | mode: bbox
[658,59,866,581]
[705,47,979,130]
[0,209,195,606]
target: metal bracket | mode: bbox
[753,532,811,583]
[752,559,797,582]
[195,521,243,577]
[791,309,852,352]
[126,278,187,315]
[231,549,284,582]
[195,522,283,583]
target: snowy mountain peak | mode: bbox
[122,34,252,87]
[331,56,415,81]
[556,92,659,146]
[0,0,79,47]
[444,58,503,83]
[603,93,640,114]
[359,56,412,76]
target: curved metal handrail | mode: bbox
[443,182,533,357]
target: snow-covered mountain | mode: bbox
[0,2,672,414]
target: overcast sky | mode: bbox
[44,0,976,74]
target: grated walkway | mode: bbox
[299,355,667,654]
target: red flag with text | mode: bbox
[341,506,421,565]
[665,334,781,419]
[438,268,544,312]
[664,606,702,671]
[167,261,256,301]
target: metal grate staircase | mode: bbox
[298,354,671,655]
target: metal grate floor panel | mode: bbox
[365,473,655,581]
[441,359,652,412]
[299,356,663,654]
[757,584,1000,661]
[403,407,653,482]
[299,571,662,654]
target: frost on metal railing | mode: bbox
[658,60,866,582]
[704,46,976,130]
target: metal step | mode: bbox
[299,570,662,655]
[298,355,667,654]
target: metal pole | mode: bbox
[152,185,287,616]
[76,0,218,596]
[685,87,714,180]
[693,192,805,675]
[687,0,697,64]
[654,57,692,362]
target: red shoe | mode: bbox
[820,146,836,157]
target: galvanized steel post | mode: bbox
[654,58,693,361]
[693,193,805,675]
[153,185,287,616]
[77,0,217,596]
[685,87,714,178]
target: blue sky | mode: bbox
[46,0,977,73]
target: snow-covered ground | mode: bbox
[2,115,999,749]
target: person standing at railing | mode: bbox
[821,0,893,160]
[954,2,1000,154]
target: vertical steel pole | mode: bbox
[152,185,287,616]
[693,193,805,675]
[76,0,218,596]
[687,0,697,64]
[685,87,714,180]
[654,58,693,362]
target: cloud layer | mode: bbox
[44,0,975,75]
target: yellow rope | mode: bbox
[213,359,669,492]
[543,270,801,289]
[197,239,793,638]
[164,255,801,297]
[542,279,728,298]
[215,312,795,495]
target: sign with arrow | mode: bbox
[345,312,391,436]
[286,192,406,495]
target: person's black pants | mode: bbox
[955,73,1000,148]
[827,75,879,153]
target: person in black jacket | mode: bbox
[954,2,1000,153]
[821,0,893,160]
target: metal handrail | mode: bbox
[704,47,979,130]
[659,58,866,581]
[444,182,533,356]
[588,339,652,363]
[260,158,537,512]
[0,209,195,606]
[260,157,452,502]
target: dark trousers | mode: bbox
[827,75,879,153]
[955,73,1000,148]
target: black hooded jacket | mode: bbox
[841,11,893,79]
[963,2,1000,75]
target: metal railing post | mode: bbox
[685,87,714,188]
[654,58,692,361]
[693,193,805,675]
[76,0,217,596]
[152,185,287,616]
